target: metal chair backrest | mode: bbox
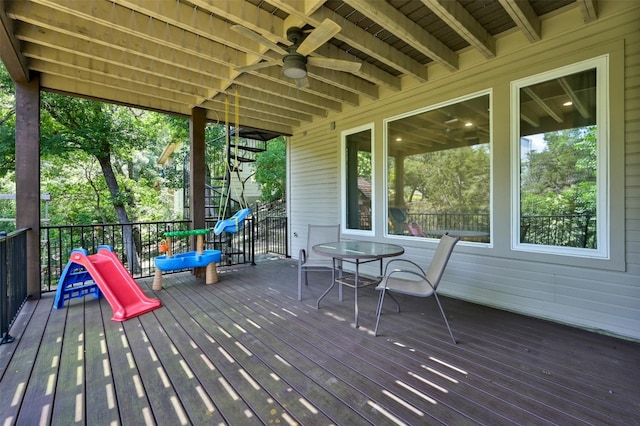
[305,224,340,260]
[425,234,460,288]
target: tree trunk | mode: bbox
[97,154,140,273]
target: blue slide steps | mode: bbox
[54,247,103,309]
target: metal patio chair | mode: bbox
[297,224,340,301]
[374,234,460,344]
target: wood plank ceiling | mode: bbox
[0,0,596,137]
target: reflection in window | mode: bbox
[385,93,491,243]
[343,125,373,232]
[515,62,604,252]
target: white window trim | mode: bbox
[341,123,375,236]
[383,90,493,243]
[510,55,609,259]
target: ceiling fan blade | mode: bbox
[307,57,361,73]
[236,60,280,73]
[295,76,309,89]
[231,25,288,56]
[296,19,341,56]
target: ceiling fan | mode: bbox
[231,19,362,88]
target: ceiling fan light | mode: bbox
[282,54,307,79]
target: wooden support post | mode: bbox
[166,236,173,258]
[152,269,163,291]
[15,73,41,299]
[190,107,206,251]
[206,262,218,285]
[196,234,204,255]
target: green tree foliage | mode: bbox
[0,64,16,177]
[254,137,286,202]
[40,93,155,225]
[520,127,597,216]
[0,63,192,268]
[402,145,490,214]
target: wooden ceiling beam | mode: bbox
[8,2,236,76]
[22,44,218,100]
[307,64,378,101]
[343,0,458,71]
[313,43,400,91]
[33,61,199,106]
[40,74,193,116]
[498,0,541,42]
[16,26,222,103]
[205,108,293,136]
[0,0,29,83]
[235,73,340,112]
[229,78,330,117]
[203,99,302,129]
[421,0,496,59]
[113,0,279,102]
[202,96,313,124]
[577,0,598,23]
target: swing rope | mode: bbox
[217,96,230,221]
[217,89,249,224]
[234,87,248,210]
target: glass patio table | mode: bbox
[313,241,404,328]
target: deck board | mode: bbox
[98,297,154,425]
[147,278,278,425]
[84,298,119,426]
[211,276,471,425]
[50,297,86,424]
[17,300,66,425]
[1,258,639,425]
[0,295,53,424]
[164,273,364,425]
[216,268,556,425]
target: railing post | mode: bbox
[1,229,29,345]
[250,217,256,265]
[0,231,11,344]
[582,214,591,248]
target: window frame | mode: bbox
[340,123,375,236]
[510,55,610,259]
[383,90,494,243]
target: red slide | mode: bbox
[69,246,161,321]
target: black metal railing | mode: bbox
[41,221,191,292]
[39,213,289,292]
[385,211,596,248]
[521,213,596,248]
[407,212,490,233]
[205,217,256,265]
[1,228,29,345]
[256,216,288,257]
[253,199,287,257]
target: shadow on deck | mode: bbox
[1,258,639,425]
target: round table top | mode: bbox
[312,241,404,259]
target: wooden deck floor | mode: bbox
[1,258,639,425]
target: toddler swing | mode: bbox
[214,89,251,236]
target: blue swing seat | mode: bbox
[214,208,251,235]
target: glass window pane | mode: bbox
[518,68,597,249]
[386,93,491,243]
[344,128,372,231]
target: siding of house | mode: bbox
[289,1,640,340]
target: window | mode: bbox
[511,56,608,258]
[385,92,491,243]
[342,124,373,233]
